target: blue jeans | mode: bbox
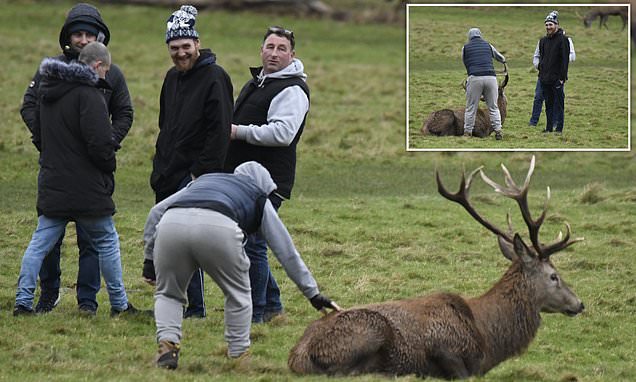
[247,195,283,323]
[542,81,566,132]
[38,225,101,309]
[15,215,128,311]
[529,79,544,125]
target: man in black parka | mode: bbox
[19,2,134,315]
[150,5,234,318]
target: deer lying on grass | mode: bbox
[420,68,508,138]
[582,6,628,30]
[289,156,584,379]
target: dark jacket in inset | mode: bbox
[35,58,117,218]
[20,3,133,149]
[539,28,570,85]
[150,49,234,199]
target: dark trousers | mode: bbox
[155,175,206,317]
[542,81,565,132]
[39,224,101,309]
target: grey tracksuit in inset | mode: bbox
[464,75,502,133]
[154,208,251,356]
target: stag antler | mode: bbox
[436,156,583,259]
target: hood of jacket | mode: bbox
[177,48,217,76]
[251,58,307,87]
[234,161,277,195]
[59,3,110,58]
[38,58,98,103]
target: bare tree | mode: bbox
[289,156,584,379]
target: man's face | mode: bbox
[168,38,200,72]
[545,22,558,36]
[70,31,97,53]
[261,34,294,75]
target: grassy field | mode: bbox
[408,5,630,150]
[0,1,635,381]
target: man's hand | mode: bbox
[230,124,238,140]
[310,293,342,315]
[142,259,156,286]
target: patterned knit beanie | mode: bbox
[166,5,199,43]
[545,10,559,24]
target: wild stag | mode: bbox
[420,68,508,138]
[288,156,584,379]
[582,6,628,30]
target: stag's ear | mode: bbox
[512,233,536,265]
[497,236,516,261]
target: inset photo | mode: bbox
[406,4,631,151]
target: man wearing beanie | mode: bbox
[461,27,506,140]
[538,11,571,134]
[224,26,310,324]
[149,5,234,319]
[19,2,134,316]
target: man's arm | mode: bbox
[106,64,134,146]
[233,86,309,147]
[568,37,576,62]
[190,69,233,177]
[490,44,506,64]
[142,187,188,261]
[260,200,319,299]
[20,68,42,149]
[532,40,540,69]
[80,92,116,173]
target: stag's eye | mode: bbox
[550,273,559,282]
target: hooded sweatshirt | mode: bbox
[538,28,570,85]
[143,161,319,299]
[35,58,117,218]
[21,3,133,148]
[462,29,506,77]
[225,58,310,200]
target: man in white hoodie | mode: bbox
[142,162,337,368]
[225,26,310,324]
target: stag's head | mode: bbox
[436,156,585,317]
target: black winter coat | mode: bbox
[35,58,117,218]
[150,49,233,199]
[539,28,570,85]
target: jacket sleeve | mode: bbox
[532,40,540,69]
[560,37,570,82]
[259,200,320,299]
[234,86,309,147]
[106,65,134,146]
[80,90,116,173]
[143,187,188,261]
[490,44,506,64]
[20,67,42,150]
[190,68,233,177]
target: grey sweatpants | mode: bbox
[464,75,502,133]
[153,208,251,357]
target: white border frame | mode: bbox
[406,3,631,152]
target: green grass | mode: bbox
[0,1,635,381]
[407,5,630,150]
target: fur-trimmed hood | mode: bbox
[38,58,98,103]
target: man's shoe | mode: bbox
[528,122,537,127]
[263,309,284,323]
[183,308,205,319]
[542,129,552,133]
[111,302,153,318]
[35,290,60,314]
[13,305,35,316]
[463,131,472,137]
[156,340,180,370]
[495,131,503,141]
[78,304,97,317]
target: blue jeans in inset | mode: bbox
[542,81,566,132]
[15,215,128,311]
[38,225,101,309]
[247,195,283,323]
[530,79,565,129]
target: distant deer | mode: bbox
[289,156,585,379]
[582,6,628,30]
[421,68,508,138]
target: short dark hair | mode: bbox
[263,26,295,50]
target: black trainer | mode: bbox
[35,290,60,314]
[78,304,97,316]
[156,340,180,369]
[13,305,35,316]
[110,302,153,318]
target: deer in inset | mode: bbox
[288,156,584,379]
[582,6,628,30]
[420,68,508,138]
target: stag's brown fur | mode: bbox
[289,158,584,380]
[583,6,628,30]
[421,79,507,138]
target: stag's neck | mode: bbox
[468,263,542,373]
[498,94,507,125]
